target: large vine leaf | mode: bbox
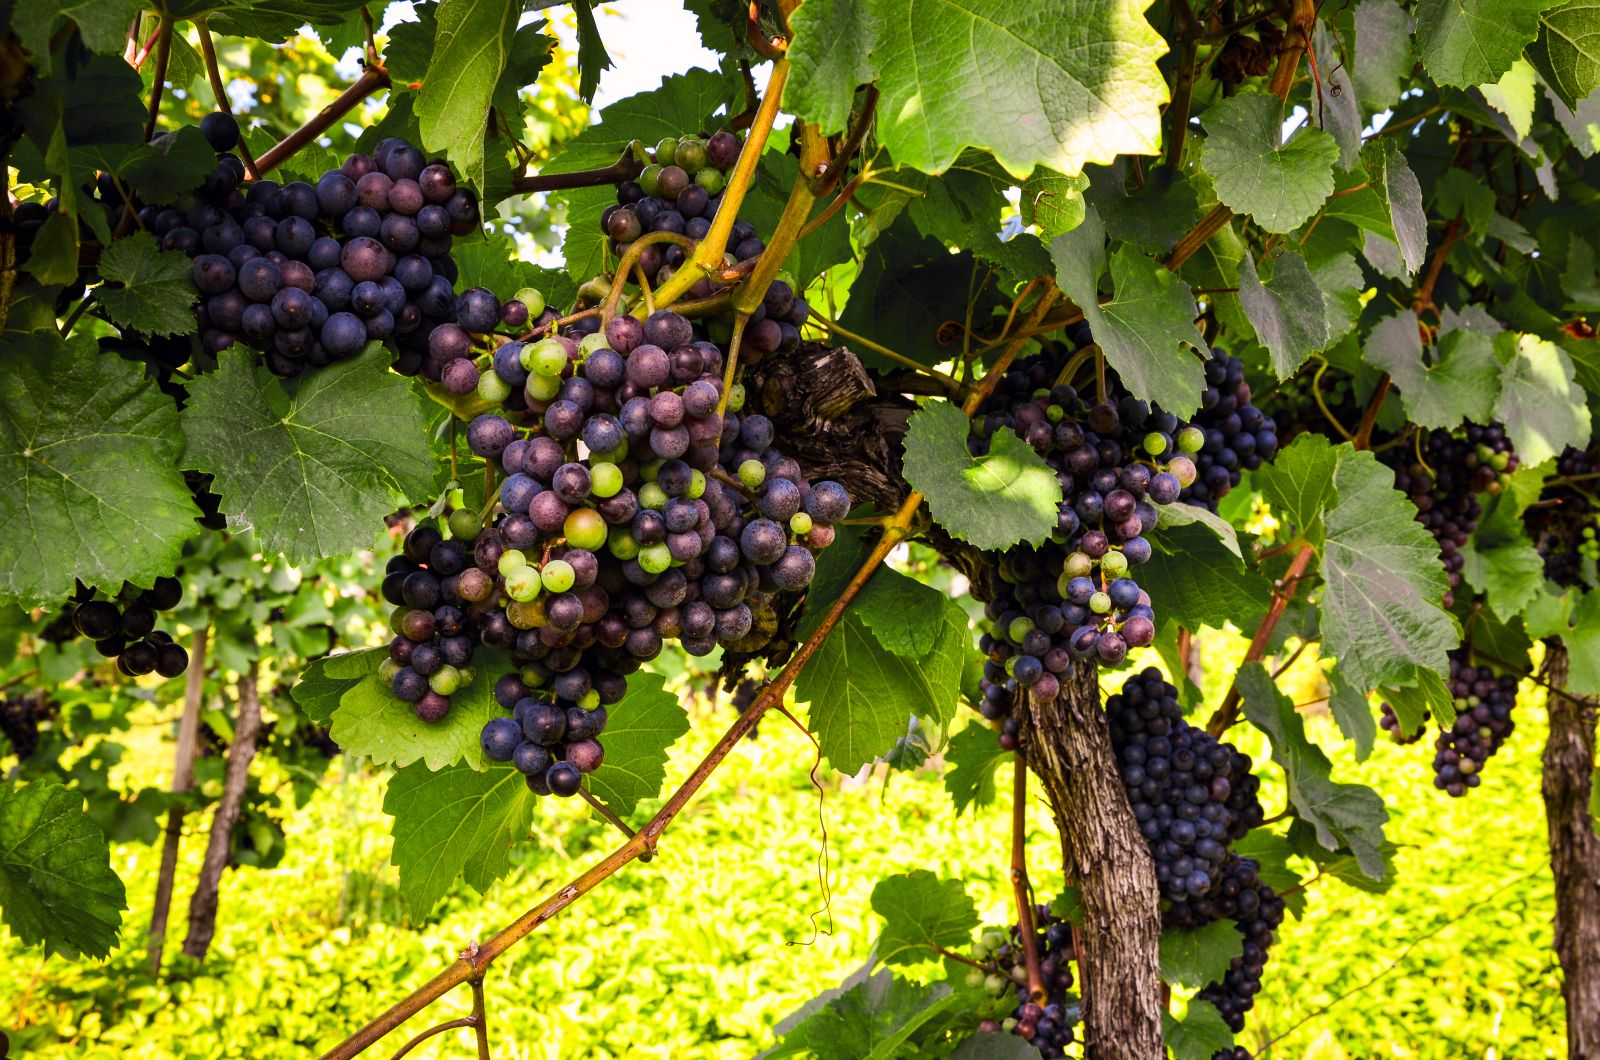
[1362,311,1500,429]
[1237,663,1390,878]
[292,648,386,725]
[181,347,435,565]
[768,969,962,1060]
[384,761,536,917]
[1159,921,1245,988]
[95,232,198,337]
[1414,0,1553,86]
[943,723,1009,816]
[1140,524,1271,632]
[871,871,979,966]
[1163,1002,1234,1060]
[1492,332,1593,466]
[902,400,1062,551]
[1200,92,1339,234]
[784,0,1169,179]
[0,780,127,959]
[1361,138,1429,278]
[584,671,691,817]
[1353,0,1415,112]
[1237,248,1331,379]
[0,331,197,608]
[414,0,519,192]
[796,608,966,774]
[1528,0,1600,107]
[329,648,508,771]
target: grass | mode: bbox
[0,663,1569,1059]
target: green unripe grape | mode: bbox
[608,530,640,560]
[458,666,476,687]
[985,974,1008,996]
[579,331,609,358]
[476,368,511,404]
[1064,551,1094,578]
[506,599,542,629]
[1101,550,1129,576]
[1177,426,1205,454]
[590,462,623,498]
[579,689,601,710]
[526,372,562,401]
[447,509,481,542]
[727,382,746,411]
[790,511,814,536]
[1168,455,1198,488]
[695,167,725,195]
[389,607,409,636]
[378,657,401,682]
[1490,450,1510,471]
[565,508,607,550]
[429,665,462,696]
[739,458,766,489]
[654,137,679,165]
[514,287,546,318]
[1008,616,1035,642]
[498,549,527,576]
[639,542,673,574]
[1057,571,1075,598]
[674,137,706,172]
[1047,404,1064,423]
[639,482,668,510]
[540,559,576,593]
[965,970,985,990]
[685,469,705,499]
[639,163,663,196]
[520,665,546,686]
[1089,591,1112,615]
[504,565,542,602]
[1143,431,1169,456]
[529,338,569,377]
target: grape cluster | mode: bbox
[1378,700,1425,745]
[1432,650,1518,797]
[1105,669,1263,902]
[1167,854,1285,1033]
[1381,426,1518,606]
[163,114,484,378]
[376,307,849,798]
[62,579,189,679]
[1525,444,1598,588]
[1180,350,1279,511]
[970,903,1078,1057]
[0,692,58,760]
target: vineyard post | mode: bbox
[148,623,209,974]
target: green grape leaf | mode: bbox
[871,871,979,966]
[1256,432,1338,543]
[1314,252,1365,345]
[384,761,535,917]
[208,0,370,42]
[1529,0,1600,108]
[1462,493,1547,620]
[181,347,435,565]
[1493,333,1593,467]
[1311,24,1362,168]
[292,648,386,725]
[114,126,220,207]
[1140,524,1271,632]
[797,609,966,775]
[1353,0,1415,112]
[1053,212,1208,417]
[95,231,198,337]
[1159,920,1245,989]
[1200,91,1339,234]
[784,0,1168,179]
[0,331,197,608]
[1155,502,1242,558]
[1363,311,1500,429]
[768,969,962,1060]
[1362,138,1429,278]
[902,401,1062,551]
[1095,164,1203,253]
[584,671,691,817]
[944,723,1009,816]
[1238,662,1390,878]
[544,68,730,174]
[415,0,518,192]
[853,566,970,659]
[329,649,508,771]
[1022,168,1090,239]
[1414,0,1551,86]
[450,233,578,312]
[0,780,126,958]
[572,0,614,101]
[951,1033,1045,1059]
[1328,668,1379,760]
[21,212,79,287]
[1481,59,1541,138]
[8,0,142,71]
[1548,84,1600,155]
[1561,591,1600,695]
[1163,1001,1235,1060]
[1238,248,1331,379]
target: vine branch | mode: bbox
[256,65,391,175]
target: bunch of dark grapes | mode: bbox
[61,578,189,679]
[970,904,1078,1057]
[1378,700,1425,744]
[0,692,59,760]
[1431,650,1518,797]
[1381,426,1518,606]
[1271,364,1358,443]
[376,307,849,798]
[1180,350,1279,511]
[1105,669,1263,902]
[164,114,488,378]
[600,130,810,359]
[1167,854,1285,1033]
[1524,444,1598,588]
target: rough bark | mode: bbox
[148,624,209,974]
[182,664,264,959]
[1018,666,1164,1059]
[751,341,1164,1059]
[1542,643,1600,1060]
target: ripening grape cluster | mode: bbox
[969,904,1078,1057]
[376,306,849,798]
[1105,669,1263,901]
[970,340,1277,731]
[0,692,58,760]
[1431,650,1519,797]
[164,113,483,378]
[1167,853,1285,1034]
[61,578,189,679]
[1381,426,1518,606]
[1525,443,1599,588]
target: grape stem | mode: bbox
[508,149,644,196]
[197,22,261,179]
[1205,543,1316,736]
[577,786,648,859]
[806,311,963,395]
[716,313,749,417]
[932,943,991,972]
[1011,761,1049,1003]
[600,231,695,324]
[256,65,391,175]
[141,20,174,145]
[386,1014,480,1059]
